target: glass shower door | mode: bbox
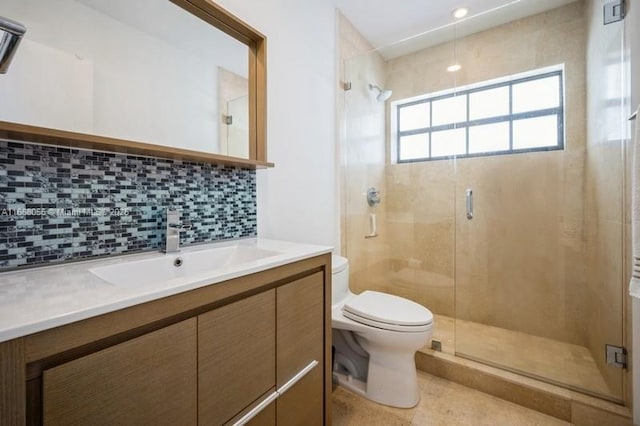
[453,0,627,401]
[341,50,390,298]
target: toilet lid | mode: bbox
[343,291,433,332]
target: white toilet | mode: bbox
[331,255,433,408]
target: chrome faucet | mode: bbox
[165,209,191,253]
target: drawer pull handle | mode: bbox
[230,360,318,425]
[277,359,319,395]
[231,391,279,426]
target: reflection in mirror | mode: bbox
[0,0,250,158]
[218,67,249,158]
[225,95,249,158]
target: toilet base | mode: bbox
[333,356,420,409]
[332,325,428,409]
[365,353,420,408]
[333,371,367,397]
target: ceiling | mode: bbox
[333,0,577,59]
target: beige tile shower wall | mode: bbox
[584,0,628,403]
[385,32,458,318]
[385,160,457,316]
[386,2,589,342]
[455,149,588,345]
[338,13,390,295]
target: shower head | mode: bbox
[0,16,26,74]
[369,84,392,102]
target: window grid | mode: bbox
[396,70,564,163]
[508,83,514,151]
[428,102,433,158]
[465,91,470,155]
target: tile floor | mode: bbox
[427,315,615,400]
[332,371,571,426]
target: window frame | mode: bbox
[395,68,565,163]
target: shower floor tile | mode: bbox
[429,314,455,354]
[422,315,617,401]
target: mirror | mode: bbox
[0,0,266,164]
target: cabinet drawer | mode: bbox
[277,365,323,426]
[277,272,324,424]
[225,388,277,426]
[42,318,197,426]
[246,401,275,426]
[199,289,276,425]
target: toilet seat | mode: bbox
[342,291,433,332]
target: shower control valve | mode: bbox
[367,187,381,207]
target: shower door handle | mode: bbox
[466,189,473,220]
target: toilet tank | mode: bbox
[332,255,349,307]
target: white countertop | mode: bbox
[0,238,332,343]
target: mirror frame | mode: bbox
[0,0,271,169]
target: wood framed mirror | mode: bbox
[0,0,270,168]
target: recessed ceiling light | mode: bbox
[447,64,462,72]
[452,7,469,19]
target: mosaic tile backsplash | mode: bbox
[0,140,257,270]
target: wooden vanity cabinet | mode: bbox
[0,254,331,426]
[42,319,198,426]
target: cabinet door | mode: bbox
[276,272,324,426]
[42,318,197,426]
[199,289,276,425]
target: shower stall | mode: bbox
[340,0,631,403]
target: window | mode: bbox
[395,67,564,162]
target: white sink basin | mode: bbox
[89,244,281,289]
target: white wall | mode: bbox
[215,0,338,247]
